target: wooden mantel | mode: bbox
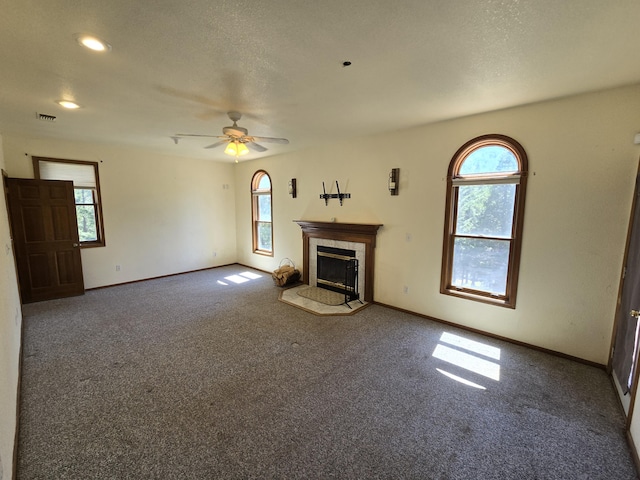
[294,220,383,302]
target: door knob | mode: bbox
[631,310,640,318]
[73,243,79,247]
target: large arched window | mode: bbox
[251,170,273,255]
[441,134,528,308]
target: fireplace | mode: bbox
[316,245,359,302]
[294,221,382,302]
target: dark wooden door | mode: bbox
[7,178,84,303]
[611,169,640,413]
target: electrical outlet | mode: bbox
[406,233,412,242]
[403,285,409,294]
[213,251,217,257]
[115,265,121,272]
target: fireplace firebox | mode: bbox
[317,246,359,304]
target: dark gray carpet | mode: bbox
[17,265,638,479]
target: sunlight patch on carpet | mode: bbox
[240,271,262,279]
[436,368,487,390]
[432,344,500,381]
[223,271,263,284]
[440,332,501,360]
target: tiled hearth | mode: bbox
[278,285,369,316]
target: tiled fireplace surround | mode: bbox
[294,221,382,303]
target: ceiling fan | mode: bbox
[174,111,289,160]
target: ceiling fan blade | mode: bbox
[247,141,268,152]
[175,133,226,139]
[204,140,229,149]
[250,136,289,144]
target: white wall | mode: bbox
[0,133,23,480]
[235,85,640,365]
[3,136,238,288]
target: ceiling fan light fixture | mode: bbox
[224,142,238,156]
[237,142,250,156]
[224,141,250,158]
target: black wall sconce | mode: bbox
[288,178,297,198]
[389,168,399,195]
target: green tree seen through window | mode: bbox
[74,188,98,242]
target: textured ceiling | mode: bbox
[1,1,639,162]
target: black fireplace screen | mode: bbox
[316,245,359,303]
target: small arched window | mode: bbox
[251,170,273,255]
[441,134,528,308]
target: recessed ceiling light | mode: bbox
[57,100,81,109]
[74,33,111,52]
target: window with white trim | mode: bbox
[33,156,106,247]
[441,135,528,308]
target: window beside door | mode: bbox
[441,135,528,308]
[33,156,106,247]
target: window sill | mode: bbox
[253,250,274,257]
[440,288,515,309]
[80,241,105,249]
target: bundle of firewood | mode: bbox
[272,259,300,287]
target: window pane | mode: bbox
[258,195,271,221]
[257,221,272,251]
[76,205,98,242]
[456,184,515,237]
[459,145,518,175]
[74,188,94,204]
[258,175,271,190]
[451,238,510,295]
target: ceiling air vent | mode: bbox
[36,112,56,122]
